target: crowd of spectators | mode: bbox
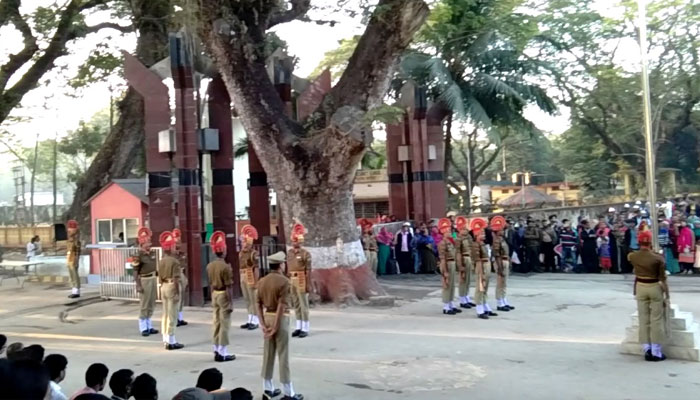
[0,333,254,400]
[370,197,700,276]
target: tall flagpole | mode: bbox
[637,0,658,251]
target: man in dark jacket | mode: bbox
[523,219,542,273]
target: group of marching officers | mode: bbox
[434,215,515,319]
[126,223,309,399]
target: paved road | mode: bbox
[1,274,699,399]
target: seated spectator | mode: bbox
[70,363,109,400]
[109,369,134,400]
[196,368,223,392]
[0,334,6,355]
[131,373,158,400]
[5,342,24,361]
[230,388,253,400]
[22,344,45,362]
[0,359,50,400]
[173,387,212,400]
[44,354,69,400]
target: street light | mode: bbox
[511,171,531,209]
[637,0,659,251]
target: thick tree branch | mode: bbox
[0,0,39,92]
[0,0,114,125]
[267,0,311,28]
[327,0,429,112]
[83,21,135,34]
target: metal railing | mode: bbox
[97,243,286,301]
[98,247,163,301]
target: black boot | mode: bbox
[240,322,251,329]
[477,313,489,319]
[460,303,472,309]
[177,320,188,327]
[164,343,184,350]
[292,329,301,337]
[215,353,236,362]
[263,389,282,399]
[496,306,510,312]
[443,309,456,315]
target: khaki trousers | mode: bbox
[178,272,188,313]
[67,264,80,289]
[212,290,232,346]
[458,256,473,297]
[291,285,309,322]
[139,276,157,320]
[636,282,665,344]
[262,314,290,383]
[240,273,257,315]
[441,260,456,303]
[496,260,509,300]
[474,261,491,305]
[365,250,378,275]
[160,282,179,336]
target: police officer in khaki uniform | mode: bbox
[491,216,515,312]
[629,230,670,361]
[455,216,476,309]
[66,220,81,299]
[239,225,260,330]
[288,223,311,338]
[437,218,461,315]
[360,220,378,275]
[172,228,188,327]
[207,231,235,362]
[157,231,184,350]
[132,227,159,336]
[471,218,497,319]
[257,251,303,400]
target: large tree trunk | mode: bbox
[198,0,429,302]
[66,1,171,237]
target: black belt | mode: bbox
[636,278,659,284]
[140,273,155,278]
[212,287,226,291]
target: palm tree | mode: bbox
[398,0,557,211]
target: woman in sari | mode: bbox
[416,224,437,273]
[659,220,680,274]
[376,227,393,276]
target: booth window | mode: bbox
[96,218,139,245]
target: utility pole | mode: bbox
[52,131,58,223]
[638,0,659,251]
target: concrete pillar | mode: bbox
[386,83,448,222]
[170,34,203,306]
[207,76,239,294]
[123,52,174,240]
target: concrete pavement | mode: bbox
[1,273,700,399]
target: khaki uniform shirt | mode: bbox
[288,248,312,272]
[471,241,489,261]
[238,248,259,270]
[207,259,233,290]
[362,234,378,251]
[66,236,81,266]
[628,249,667,281]
[158,254,180,283]
[438,239,457,262]
[492,236,509,259]
[257,271,290,313]
[133,251,157,276]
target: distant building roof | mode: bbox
[498,186,561,208]
[85,178,147,205]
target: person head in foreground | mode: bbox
[196,368,223,392]
[172,387,213,400]
[22,344,45,362]
[109,368,135,400]
[5,342,24,361]
[0,334,6,355]
[43,353,68,384]
[0,358,50,400]
[230,387,253,400]
[131,373,158,400]
[85,363,110,392]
